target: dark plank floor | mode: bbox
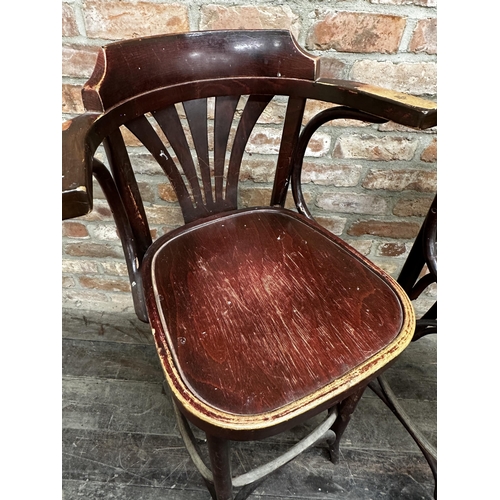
[62,309,436,500]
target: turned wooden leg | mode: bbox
[328,387,365,464]
[207,434,233,500]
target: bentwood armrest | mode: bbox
[62,113,101,220]
[314,78,437,130]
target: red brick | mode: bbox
[393,197,434,217]
[312,216,346,236]
[62,44,99,78]
[62,276,76,288]
[362,169,437,192]
[200,5,300,38]
[83,1,189,40]
[63,289,115,309]
[316,192,388,215]
[348,220,421,238]
[62,84,84,114]
[239,159,276,183]
[344,239,373,256]
[91,224,120,241]
[282,191,313,211]
[144,205,184,227]
[158,183,178,203]
[371,259,401,277]
[308,12,406,53]
[62,260,99,274]
[377,242,408,257]
[62,221,89,238]
[301,162,362,187]
[333,135,418,161]
[409,18,437,54]
[64,242,124,259]
[257,101,288,125]
[62,3,79,37]
[239,186,273,208]
[79,276,131,293]
[101,262,129,276]
[317,57,348,79]
[421,138,437,162]
[303,101,335,124]
[351,61,437,95]
[247,127,330,157]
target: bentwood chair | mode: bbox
[62,30,437,499]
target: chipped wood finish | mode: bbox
[141,207,415,439]
[62,113,100,220]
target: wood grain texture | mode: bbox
[142,207,415,436]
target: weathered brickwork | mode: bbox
[307,12,406,53]
[62,0,437,314]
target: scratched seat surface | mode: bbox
[145,208,406,416]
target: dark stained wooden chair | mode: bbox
[62,30,437,500]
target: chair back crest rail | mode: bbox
[62,30,437,322]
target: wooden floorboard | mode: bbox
[62,309,436,499]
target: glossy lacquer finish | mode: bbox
[147,208,405,416]
[82,30,317,112]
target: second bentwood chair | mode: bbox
[62,30,437,499]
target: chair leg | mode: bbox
[207,434,233,500]
[327,387,365,464]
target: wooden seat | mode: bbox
[62,30,436,499]
[144,207,411,422]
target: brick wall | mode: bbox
[62,0,437,316]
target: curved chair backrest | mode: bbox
[81,31,324,252]
[62,29,436,321]
[82,30,318,111]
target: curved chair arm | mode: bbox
[314,78,437,130]
[292,106,387,219]
[291,82,436,218]
[62,113,148,321]
[62,113,101,220]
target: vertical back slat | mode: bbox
[183,99,213,208]
[152,105,205,209]
[213,96,240,204]
[271,96,307,207]
[225,95,274,208]
[103,130,152,262]
[125,115,198,222]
